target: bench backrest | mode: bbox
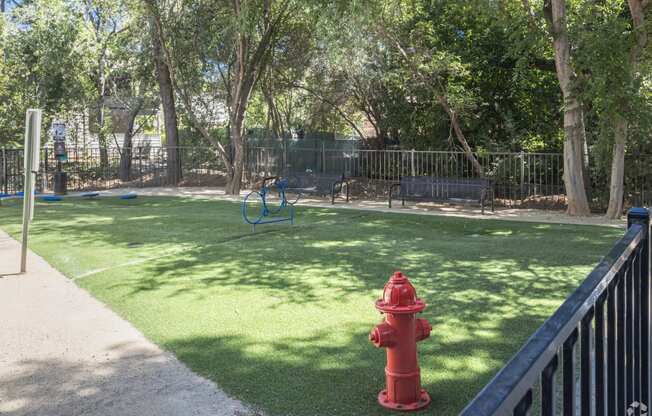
[286,172,344,192]
[399,176,492,200]
[400,176,435,198]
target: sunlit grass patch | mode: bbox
[0,196,621,415]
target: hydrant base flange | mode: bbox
[377,389,431,411]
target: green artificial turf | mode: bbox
[0,196,622,415]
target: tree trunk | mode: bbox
[606,116,627,218]
[581,119,591,201]
[144,3,233,180]
[605,0,648,219]
[439,97,484,177]
[386,33,483,175]
[263,85,284,139]
[96,52,110,176]
[562,100,591,215]
[548,0,591,216]
[119,146,132,182]
[149,15,181,185]
[225,117,244,195]
[119,103,142,182]
[97,103,109,175]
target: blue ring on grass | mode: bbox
[120,193,138,200]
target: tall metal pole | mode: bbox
[411,149,415,176]
[21,109,41,273]
[1,146,7,195]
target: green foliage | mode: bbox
[0,0,158,146]
[569,0,652,197]
[0,0,650,193]
[0,0,87,145]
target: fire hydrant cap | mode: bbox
[375,271,426,314]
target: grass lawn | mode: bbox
[0,196,622,415]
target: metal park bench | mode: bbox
[389,176,494,214]
[270,172,350,204]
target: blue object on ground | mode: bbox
[242,177,295,232]
[82,192,100,198]
[120,193,138,200]
[42,195,63,202]
[0,193,10,198]
[15,191,39,197]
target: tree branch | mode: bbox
[293,83,366,140]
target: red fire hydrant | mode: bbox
[369,271,432,411]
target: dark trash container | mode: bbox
[54,171,67,195]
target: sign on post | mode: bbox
[51,122,66,159]
[20,109,41,273]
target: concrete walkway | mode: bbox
[90,186,626,228]
[0,229,252,416]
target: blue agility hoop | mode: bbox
[242,177,295,232]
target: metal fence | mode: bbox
[2,144,651,209]
[247,146,567,207]
[461,208,650,416]
[1,146,230,194]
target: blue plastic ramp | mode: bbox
[120,192,138,200]
[42,195,63,202]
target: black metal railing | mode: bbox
[460,208,650,416]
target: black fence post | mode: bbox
[138,147,143,188]
[628,207,651,413]
[43,147,49,192]
[627,208,650,230]
[2,147,7,195]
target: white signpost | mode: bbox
[20,109,41,273]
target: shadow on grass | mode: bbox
[164,314,537,416]
[0,196,624,415]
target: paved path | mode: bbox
[91,186,626,228]
[0,229,252,416]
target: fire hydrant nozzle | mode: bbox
[369,322,396,348]
[369,271,431,411]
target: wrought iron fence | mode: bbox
[461,208,651,416]
[247,146,567,207]
[1,146,230,194]
[1,144,651,209]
